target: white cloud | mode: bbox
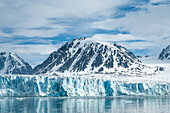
[0,0,170,66]
[12,27,67,38]
[149,0,170,4]
[0,31,12,37]
[0,0,132,37]
[89,33,154,47]
[89,33,168,56]
[0,44,59,55]
[118,41,155,49]
[42,0,130,17]
[90,3,170,55]
[90,34,144,41]
[91,4,170,37]
[0,43,64,67]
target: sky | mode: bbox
[0,0,170,67]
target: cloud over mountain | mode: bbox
[0,0,170,66]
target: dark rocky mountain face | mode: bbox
[33,38,162,75]
[159,45,170,60]
[0,52,32,74]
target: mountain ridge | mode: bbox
[159,45,170,60]
[33,38,163,76]
[0,52,32,74]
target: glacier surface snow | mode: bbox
[0,75,169,97]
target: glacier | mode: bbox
[0,75,169,97]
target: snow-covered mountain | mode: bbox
[0,52,32,74]
[159,45,170,60]
[33,38,162,76]
[0,55,169,97]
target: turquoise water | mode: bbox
[0,96,170,113]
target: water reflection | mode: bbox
[0,96,170,113]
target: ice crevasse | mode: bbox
[0,75,169,97]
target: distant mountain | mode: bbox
[136,55,150,58]
[33,38,162,76]
[0,52,32,74]
[159,45,170,60]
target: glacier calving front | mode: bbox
[0,75,169,97]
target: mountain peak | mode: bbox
[33,38,162,76]
[9,52,16,55]
[0,52,6,55]
[159,45,170,60]
[0,52,32,75]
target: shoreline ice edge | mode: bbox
[0,74,169,97]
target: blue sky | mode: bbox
[0,0,170,67]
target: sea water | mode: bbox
[0,96,170,113]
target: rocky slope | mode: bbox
[0,52,32,74]
[159,45,170,60]
[33,38,162,76]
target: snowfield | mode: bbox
[0,57,169,97]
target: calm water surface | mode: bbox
[0,96,170,113]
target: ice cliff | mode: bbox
[0,75,169,97]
